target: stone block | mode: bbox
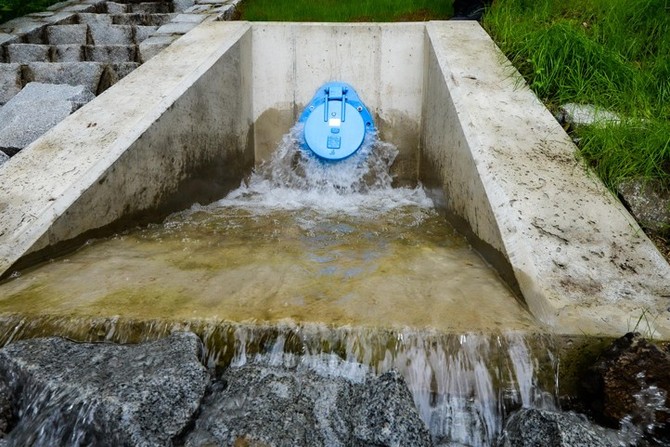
[97,62,140,92]
[25,62,104,94]
[52,44,84,62]
[89,23,134,45]
[77,13,113,25]
[183,5,211,13]
[60,4,97,13]
[213,4,235,20]
[0,82,95,154]
[46,1,74,11]
[106,2,130,14]
[154,21,197,35]
[173,0,196,12]
[7,44,50,63]
[133,25,159,43]
[46,24,89,45]
[42,12,78,26]
[85,45,137,63]
[130,2,173,14]
[112,13,175,26]
[173,13,207,23]
[0,64,21,105]
[0,19,46,44]
[0,33,19,47]
[0,149,8,166]
[138,34,176,62]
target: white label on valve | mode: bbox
[328,118,341,127]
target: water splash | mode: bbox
[216,124,433,217]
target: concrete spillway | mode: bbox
[0,20,668,338]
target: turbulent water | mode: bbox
[0,125,563,446]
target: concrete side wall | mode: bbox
[250,23,424,184]
[0,21,253,277]
[422,22,670,337]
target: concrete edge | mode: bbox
[0,20,252,278]
[422,21,670,337]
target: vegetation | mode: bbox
[0,0,62,23]
[483,0,670,189]
[237,0,451,22]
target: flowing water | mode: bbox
[0,125,562,446]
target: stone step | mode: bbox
[24,62,105,94]
[6,44,50,63]
[0,82,95,155]
[46,24,89,45]
[85,45,138,63]
[52,44,85,62]
[106,2,130,14]
[129,2,173,14]
[77,12,113,25]
[173,0,196,12]
[0,63,22,105]
[138,34,177,62]
[133,25,159,43]
[110,13,174,26]
[97,61,140,92]
[88,23,134,45]
[153,21,198,36]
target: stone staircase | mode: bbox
[0,0,239,161]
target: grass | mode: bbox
[237,0,452,22]
[0,0,63,23]
[483,0,670,189]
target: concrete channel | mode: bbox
[0,20,668,338]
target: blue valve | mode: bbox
[298,82,375,161]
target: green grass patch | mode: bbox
[237,0,452,22]
[483,0,670,188]
[0,0,63,23]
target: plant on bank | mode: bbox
[483,0,670,189]
[0,0,63,23]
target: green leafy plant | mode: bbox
[0,0,63,24]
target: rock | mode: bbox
[6,44,50,63]
[556,103,620,127]
[0,150,8,166]
[139,34,178,62]
[0,82,95,154]
[89,23,134,45]
[85,44,138,63]
[185,354,432,447]
[582,332,670,443]
[106,2,130,14]
[46,24,89,45]
[498,408,621,447]
[52,44,85,62]
[154,21,199,36]
[130,2,173,14]
[25,61,104,93]
[0,63,22,105]
[134,25,159,43]
[617,179,670,235]
[173,0,196,12]
[0,332,209,446]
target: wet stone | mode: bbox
[46,24,89,45]
[185,354,432,447]
[0,332,209,446]
[498,408,622,447]
[6,43,50,63]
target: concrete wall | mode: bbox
[420,22,670,337]
[0,21,253,276]
[250,23,425,184]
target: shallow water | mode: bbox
[0,127,538,332]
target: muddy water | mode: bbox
[0,204,537,332]
[0,127,538,332]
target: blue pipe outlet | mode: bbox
[298,82,376,161]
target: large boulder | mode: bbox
[582,332,670,443]
[0,332,209,446]
[498,408,621,447]
[185,354,433,447]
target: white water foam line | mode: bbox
[0,21,668,337]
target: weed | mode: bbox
[628,308,660,340]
